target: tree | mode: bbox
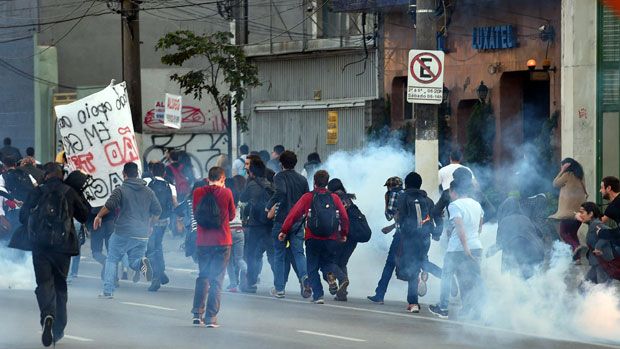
[464,101,495,167]
[156,30,260,132]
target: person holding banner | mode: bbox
[94,162,162,298]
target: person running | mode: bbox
[430,179,485,319]
[279,170,349,304]
[266,150,311,299]
[94,162,162,298]
[549,158,588,253]
[240,158,275,293]
[144,162,178,292]
[395,172,442,313]
[326,178,357,301]
[19,162,89,347]
[367,176,404,304]
[191,166,235,328]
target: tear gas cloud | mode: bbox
[321,141,620,343]
[0,246,35,290]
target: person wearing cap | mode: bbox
[367,176,405,304]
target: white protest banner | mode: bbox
[55,82,142,207]
[164,93,182,129]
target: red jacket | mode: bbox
[193,184,236,246]
[281,188,349,241]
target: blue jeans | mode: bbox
[272,221,307,292]
[246,225,274,286]
[226,229,247,288]
[103,233,148,295]
[146,224,167,281]
[438,249,484,314]
[191,246,231,323]
[374,232,401,298]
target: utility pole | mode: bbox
[121,0,142,134]
[414,0,440,197]
[229,0,248,163]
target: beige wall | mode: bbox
[561,0,598,195]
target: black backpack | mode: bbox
[4,168,35,202]
[27,185,72,248]
[347,203,372,243]
[148,179,173,220]
[251,179,274,225]
[400,193,434,237]
[195,191,221,229]
[307,191,340,237]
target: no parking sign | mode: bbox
[407,50,445,104]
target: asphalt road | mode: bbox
[1,252,619,349]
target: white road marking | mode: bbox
[76,272,620,349]
[65,334,94,342]
[120,302,176,311]
[297,330,366,342]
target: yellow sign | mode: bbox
[327,111,338,145]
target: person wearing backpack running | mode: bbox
[278,170,350,304]
[240,157,275,293]
[19,162,89,347]
[144,162,178,292]
[395,172,443,313]
[191,166,235,328]
[94,162,162,299]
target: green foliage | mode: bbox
[464,101,495,167]
[156,30,261,131]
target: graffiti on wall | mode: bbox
[142,133,228,179]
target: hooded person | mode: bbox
[486,197,545,279]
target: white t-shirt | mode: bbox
[447,198,484,252]
[232,155,247,177]
[438,163,474,192]
[144,177,177,198]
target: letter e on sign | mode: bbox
[407,49,444,104]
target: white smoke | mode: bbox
[0,246,35,290]
[320,142,620,344]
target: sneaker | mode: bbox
[336,279,349,300]
[160,272,170,285]
[140,257,153,281]
[334,294,347,302]
[192,316,204,327]
[407,304,420,313]
[226,286,238,293]
[367,295,384,304]
[300,276,312,299]
[41,315,54,347]
[241,284,257,293]
[418,272,428,297]
[312,298,325,304]
[270,287,285,298]
[429,304,449,319]
[450,275,459,297]
[326,273,338,295]
[206,322,220,328]
[148,279,161,292]
[98,293,113,299]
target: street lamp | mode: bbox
[477,81,489,103]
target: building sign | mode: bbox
[472,25,516,50]
[332,0,409,12]
[327,111,338,145]
[407,49,445,105]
